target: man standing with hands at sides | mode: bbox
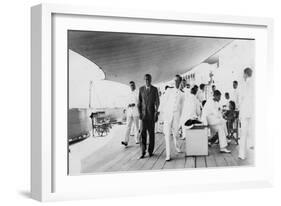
[121,81,140,147]
[138,74,159,159]
[160,75,185,161]
[239,68,254,160]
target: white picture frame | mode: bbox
[31,3,274,202]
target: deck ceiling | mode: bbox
[68,31,233,86]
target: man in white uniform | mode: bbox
[181,86,201,129]
[201,90,231,153]
[197,84,206,106]
[185,83,191,94]
[239,68,254,159]
[181,79,191,98]
[231,80,240,109]
[160,75,185,161]
[206,84,216,101]
[121,81,140,146]
[221,92,230,110]
[179,80,191,140]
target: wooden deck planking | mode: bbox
[195,156,206,168]
[128,135,164,171]
[223,153,238,166]
[230,144,252,166]
[107,145,142,172]
[95,146,138,172]
[140,138,166,170]
[184,156,195,168]
[205,147,217,168]
[210,146,228,167]
[79,131,253,174]
[174,152,186,169]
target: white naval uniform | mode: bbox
[181,93,201,125]
[181,93,202,138]
[124,90,140,143]
[197,89,206,105]
[220,97,230,110]
[180,87,191,137]
[230,88,240,109]
[183,87,191,99]
[239,78,254,159]
[201,98,228,149]
[160,87,185,159]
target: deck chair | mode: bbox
[226,110,239,144]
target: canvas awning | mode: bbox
[68,31,233,87]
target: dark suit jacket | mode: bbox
[138,85,160,120]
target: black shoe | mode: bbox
[138,154,145,159]
[149,153,154,157]
[121,141,128,146]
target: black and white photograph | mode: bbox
[67,30,255,175]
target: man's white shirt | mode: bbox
[160,87,185,121]
[220,97,230,109]
[201,98,223,125]
[181,94,201,125]
[127,90,139,117]
[197,89,206,103]
[183,87,191,99]
[230,88,240,108]
[239,78,253,118]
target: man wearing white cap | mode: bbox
[160,75,185,161]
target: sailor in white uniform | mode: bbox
[160,75,185,161]
[197,83,206,106]
[231,80,240,109]
[239,68,254,159]
[181,86,201,128]
[180,85,202,140]
[179,80,191,140]
[121,81,140,146]
[201,90,231,153]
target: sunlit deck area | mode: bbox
[69,125,254,175]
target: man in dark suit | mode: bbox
[138,74,160,159]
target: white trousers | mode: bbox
[124,115,140,143]
[164,113,181,159]
[181,123,187,138]
[239,117,253,159]
[209,120,228,149]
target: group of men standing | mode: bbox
[121,68,254,161]
[121,74,159,159]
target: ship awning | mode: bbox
[68,31,233,87]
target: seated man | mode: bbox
[180,85,202,139]
[201,90,231,153]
